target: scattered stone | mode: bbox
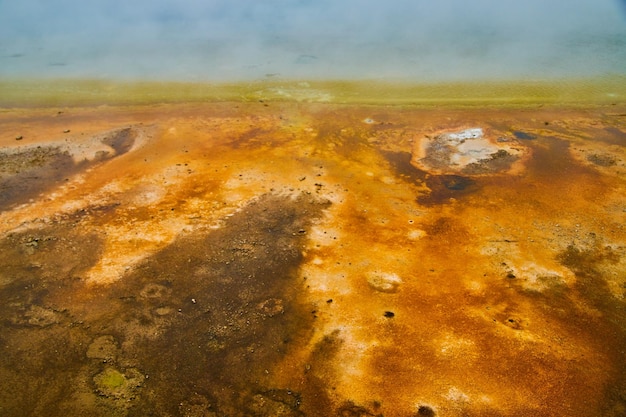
[20,305,60,327]
[258,298,285,317]
[367,272,402,293]
[178,394,217,417]
[154,306,173,316]
[587,153,616,167]
[139,283,171,299]
[248,391,300,416]
[417,405,436,416]
[86,335,118,361]
[15,135,23,140]
[336,400,375,417]
[504,317,523,330]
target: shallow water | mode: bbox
[0,99,625,416]
[1,2,626,416]
[1,0,625,81]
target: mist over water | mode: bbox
[1,0,625,81]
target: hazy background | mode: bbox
[1,0,625,81]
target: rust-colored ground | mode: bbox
[0,101,625,416]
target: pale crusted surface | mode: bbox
[410,126,528,176]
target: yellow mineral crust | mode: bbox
[0,100,625,417]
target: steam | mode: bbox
[0,0,624,81]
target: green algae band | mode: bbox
[1,76,625,107]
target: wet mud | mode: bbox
[0,193,328,416]
[0,127,137,211]
[0,102,625,416]
[0,147,84,211]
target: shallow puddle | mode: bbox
[0,101,625,416]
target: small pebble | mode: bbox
[15,135,23,140]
